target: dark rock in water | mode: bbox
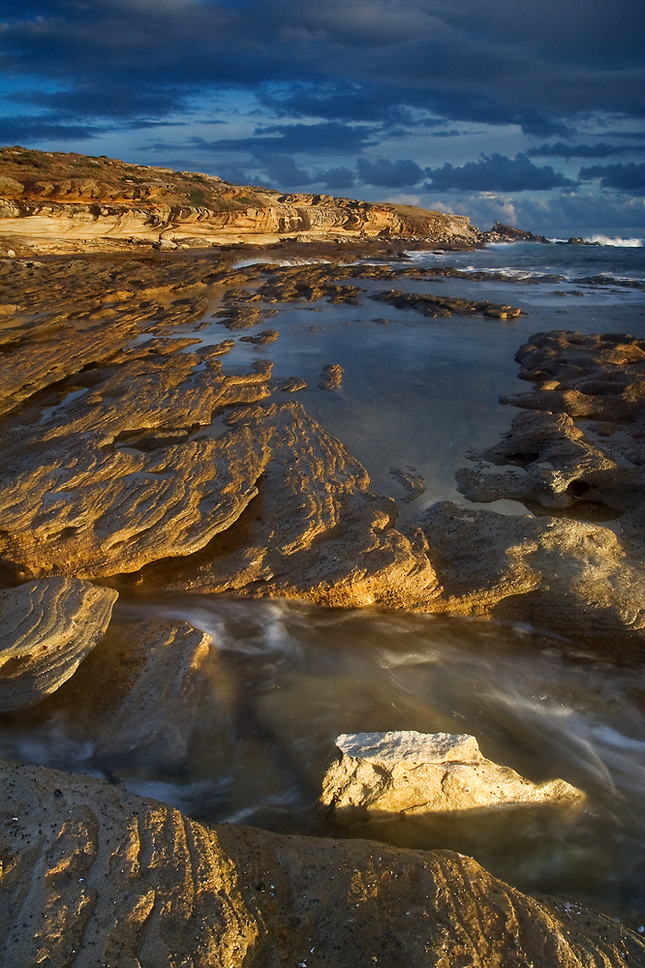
[277,376,307,393]
[482,221,552,244]
[390,465,426,502]
[371,288,522,319]
[0,579,117,712]
[318,362,344,390]
[239,329,279,345]
[1,757,642,968]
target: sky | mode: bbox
[0,0,644,236]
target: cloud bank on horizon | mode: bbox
[0,0,643,234]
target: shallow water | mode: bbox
[1,596,644,922]
[2,241,644,924]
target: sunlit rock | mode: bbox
[141,401,441,609]
[0,147,482,252]
[1,758,642,968]
[0,343,272,577]
[320,730,584,820]
[457,332,645,524]
[0,317,137,416]
[0,578,118,712]
[500,330,645,422]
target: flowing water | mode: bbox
[1,239,644,924]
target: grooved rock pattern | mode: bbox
[1,759,642,968]
[0,579,118,712]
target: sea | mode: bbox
[1,236,644,925]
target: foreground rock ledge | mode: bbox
[320,731,584,820]
[0,760,642,968]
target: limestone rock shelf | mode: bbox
[0,146,481,254]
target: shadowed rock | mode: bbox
[1,758,642,968]
[320,730,584,820]
[0,579,118,712]
[50,618,214,771]
[371,288,522,319]
[420,502,645,652]
[500,331,645,422]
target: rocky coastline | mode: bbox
[1,149,644,965]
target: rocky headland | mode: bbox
[1,148,644,965]
[0,146,481,255]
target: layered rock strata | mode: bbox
[0,147,481,253]
[0,340,273,577]
[137,402,441,610]
[1,758,642,968]
[320,731,584,820]
[0,579,117,712]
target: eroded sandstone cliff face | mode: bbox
[0,146,481,253]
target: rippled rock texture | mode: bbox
[1,758,642,968]
[412,330,645,654]
[0,579,117,712]
[0,339,272,578]
[138,401,441,610]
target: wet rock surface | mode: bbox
[0,579,117,712]
[1,758,642,968]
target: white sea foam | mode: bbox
[587,235,643,247]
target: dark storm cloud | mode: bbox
[315,166,356,190]
[247,150,314,188]
[1,0,643,133]
[0,115,100,142]
[528,142,641,159]
[152,122,378,156]
[13,85,186,120]
[357,157,425,188]
[578,162,645,194]
[424,154,576,192]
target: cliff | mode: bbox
[0,146,481,254]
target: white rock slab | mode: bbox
[320,730,584,818]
